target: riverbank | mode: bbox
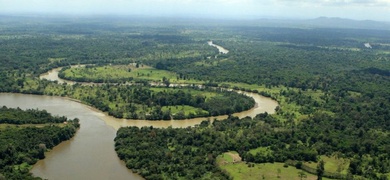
[11,40,277,179]
[0,90,276,179]
[39,66,278,126]
[0,93,144,180]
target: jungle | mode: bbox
[0,15,389,179]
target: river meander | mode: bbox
[40,66,278,129]
[0,93,143,180]
[0,42,278,179]
[0,90,277,179]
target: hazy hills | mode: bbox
[1,14,390,30]
[254,17,390,30]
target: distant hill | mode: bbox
[305,17,390,29]
[1,14,390,30]
[253,17,390,30]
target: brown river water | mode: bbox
[28,66,279,179]
[39,67,278,128]
[0,42,278,179]
[0,91,277,180]
[0,93,143,180]
[0,75,278,179]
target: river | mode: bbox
[0,91,277,179]
[40,67,278,129]
[208,41,229,54]
[2,42,277,179]
[99,90,278,129]
[0,93,143,180]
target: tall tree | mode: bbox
[317,160,325,180]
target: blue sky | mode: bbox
[1,0,389,21]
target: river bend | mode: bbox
[1,42,277,179]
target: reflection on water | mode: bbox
[0,93,143,180]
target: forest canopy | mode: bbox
[0,106,79,179]
[0,16,389,179]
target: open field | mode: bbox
[249,146,273,156]
[150,87,218,100]
[304,155,350,175]
[216,152,330,180]
[304,155,390,179]
[61,64,204,84]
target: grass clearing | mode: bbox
[61,64,204,84]
[219,161,326,180]
[216,152,331,180]
[304,155,350,175]
[149,87,218,100]
[249,146,273,156]
[217,151,242,164]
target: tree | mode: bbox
[298,171,307,180]
[295,161,303,169]
[379,174,389,180]
[277,168,281,178]
[346,172,354,180]
[317,160,325,180]
[0,173,5,180]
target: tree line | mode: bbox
[0,106,79,179]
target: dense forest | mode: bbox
[0,106,79,179]
[8,79,255,120]
[0,16,389,179]
[0,106,67,124]
[115,114,390,179]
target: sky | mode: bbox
[1,0,390,21]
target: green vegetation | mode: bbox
[161,105,208,119]
[0,16,389,179]
[0,106,79,179]
[304,155,350,175]
[0,106,67,124]
[216,158,324,180]
[33,83,254,120]
[115,123,230,180]
[59,64,204,84]
[249,147,273,155]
